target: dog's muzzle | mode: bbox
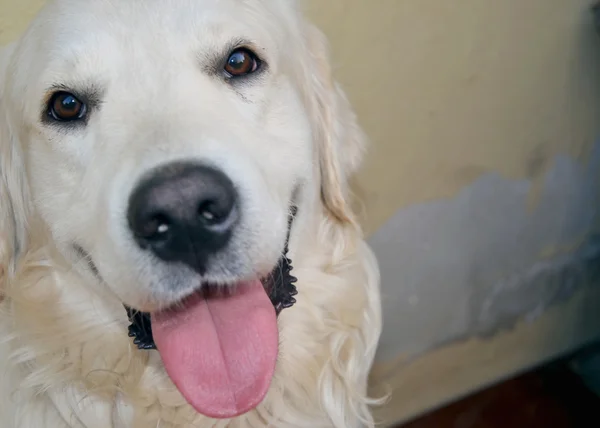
[125,207,298,350]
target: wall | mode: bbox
[306,0,600,424]
[3,0,600,426]
[305,0,600,233]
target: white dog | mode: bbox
[0,1,382,427]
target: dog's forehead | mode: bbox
[20,0,292,73]
[37,0,279,49]
[7,0,295,102]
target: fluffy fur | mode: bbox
[0,1,382,427]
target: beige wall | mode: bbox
[305,0,600,233]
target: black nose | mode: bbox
[127,162,239,274]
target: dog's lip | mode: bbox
[72,241,295,314]
[144,276,274,314]
[71,243,273,310]
[73,243,101,279]
[128,258,293,314]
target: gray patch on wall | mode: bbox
[469,235,600,338]
[370,141,600,362]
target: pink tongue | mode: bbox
[151,280,278,419]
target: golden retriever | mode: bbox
[0,0,382,427]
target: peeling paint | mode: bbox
[371,141,600,362]
[471,236,600,338]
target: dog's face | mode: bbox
[5,0,319,312]
[0,0,367,420]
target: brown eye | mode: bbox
[224,48,260,77]
[48,91,86,122]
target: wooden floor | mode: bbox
[398,362,600,428]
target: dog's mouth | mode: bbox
[117,208,298,419]
[125,253,297,350]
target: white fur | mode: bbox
[0,1,383,427]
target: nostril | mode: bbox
[198,199,233,225]
[137,213,172,242]
[198,201,218,223]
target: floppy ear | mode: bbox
[0,43,30,283]
[301,23,367,226]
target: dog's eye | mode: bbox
[224,48,260,77]
[48,92,87,122]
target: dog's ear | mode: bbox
[300,23,367,226]
[0,44,30,282]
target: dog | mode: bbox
[0,0,382,427]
